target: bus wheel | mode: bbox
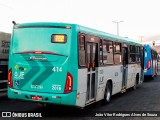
[132,80,137,90]
[133,74,139,90]
[103,82,112,105]
[151,75,154,80]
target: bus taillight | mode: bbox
[147,60,151,70]
[64,72,73,94]
[8,68,13,88]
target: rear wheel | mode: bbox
[103,82,112,105]
[132,79,137,90]
[152,75,155,80]
[149,75,154,80]
[133,74,139,90]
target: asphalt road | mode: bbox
[0,69,160,120]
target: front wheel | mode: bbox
[103,82,112,105]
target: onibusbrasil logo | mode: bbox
[1,112,42,118]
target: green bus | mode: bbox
[8,22,144,108]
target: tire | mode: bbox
[133,74,139,90]
[103,82,112,105]
[150,75,154,80]
[132,79,137,90]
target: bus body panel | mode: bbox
[96,65,123,98]
[127,64,137,88]
[136,64,142,84]
[76,65,123,107]
[10,56,69,93]
[8,23,78,106]
[76,64,143,107]
[76,69,87,107]
[127,64,141,88]
[8,88,77,106]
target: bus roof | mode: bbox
[13,22,142,46]
[78,25,142,46]
[144,44,157,52]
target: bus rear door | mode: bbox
[122,47,128,91]
[86,42,98,103]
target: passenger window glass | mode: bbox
[79,35,86,66]
[114,42,122,64]
[130,45,136,63]
[103,40,113,64]
[99,39,103,65]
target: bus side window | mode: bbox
[103,41,107,64]
[140,47,144,69]
[99,39,103,65]
[114,42,122,64]
[129,45,136,63]
[78,34,86,66]
[136,46,141,63]
[103,40,113,64]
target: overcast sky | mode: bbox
[1,0,160,41]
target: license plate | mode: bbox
[31,96,42,101]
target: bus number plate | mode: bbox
[52,67,62,72]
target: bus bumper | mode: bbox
[7,88,77,106]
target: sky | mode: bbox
[1,0,160,42]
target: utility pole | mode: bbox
[139,36,144,43]
[112,21,124,36]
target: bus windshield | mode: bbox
[12,27,71,55]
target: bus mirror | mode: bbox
[12,21,16,25]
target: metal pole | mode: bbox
[139,36,144,43]
[112,21,123,36]
[117,22,119,36]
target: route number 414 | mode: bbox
[52,67,62,72]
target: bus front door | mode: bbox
[122,47,128,92]
[86,42,98,103]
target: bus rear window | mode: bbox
[51,34,67,43]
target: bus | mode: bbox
[0,32,10,91]
[8,22,144,108]
[144,44,158,79]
